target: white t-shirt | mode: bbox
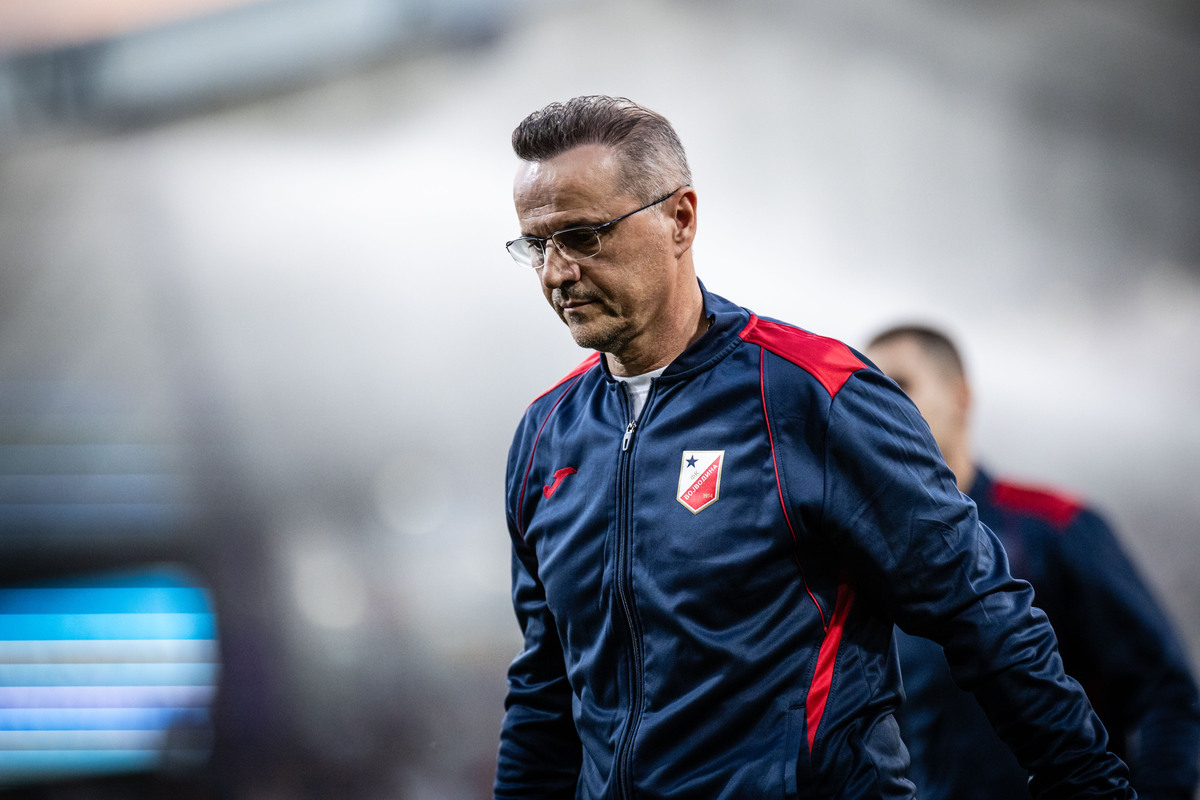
[615,366,667,420]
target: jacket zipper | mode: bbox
[613,383,651,799]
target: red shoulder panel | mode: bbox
[739,315,865,397]
[989,479,1084,530]
[530,352,602,405]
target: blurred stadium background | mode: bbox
[0,0,1197,797]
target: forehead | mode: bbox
[513,144,630,232]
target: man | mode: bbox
[865,325,1200,800]
[496,95,1134,799]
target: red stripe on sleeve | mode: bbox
[516,359,597,537]
[758,349,827,631]
[806,576,855,750]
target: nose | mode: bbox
[537,242,581,289]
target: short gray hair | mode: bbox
[511,95,692,202]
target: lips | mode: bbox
[555,290,600,313]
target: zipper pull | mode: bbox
[622,420,637,452]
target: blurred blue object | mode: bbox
[0,566,219,787]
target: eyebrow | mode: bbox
[520,216,604,239]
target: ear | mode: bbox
[672,187,698,256]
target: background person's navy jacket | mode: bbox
[495,287,1133,799]
[897,468,1200,800]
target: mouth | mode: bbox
[555,291,600,315]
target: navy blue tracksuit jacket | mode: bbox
[897,468,1200,800]
[496,286,1133,799]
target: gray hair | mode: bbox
[511,95,692,203]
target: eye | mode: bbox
[554,228,598,251]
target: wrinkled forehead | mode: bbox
[513,145,634,229]
[514,145,627,201]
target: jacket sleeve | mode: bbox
[820,368,1135,800]
[1050,509,1200,800]
[494,430,581,799]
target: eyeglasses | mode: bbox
[505,186,685,268]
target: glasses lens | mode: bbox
[506,238,542,267]
[551,228,601,260]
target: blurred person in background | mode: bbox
[494,95,1135,799]
[865,324,1200,800]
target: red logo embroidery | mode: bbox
[677,451,724,514]
[543,467,578,499]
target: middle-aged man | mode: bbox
[495,95,1135,799]
[864,324,1200,800]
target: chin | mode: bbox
[567,319,624,354]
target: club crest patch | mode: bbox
[677,451,724,514]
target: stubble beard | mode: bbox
[551,287,630,355]
[562,310,629,356]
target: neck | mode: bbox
[606,283,708,378]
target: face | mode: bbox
[865,336,968,454]
[513,144,683,362]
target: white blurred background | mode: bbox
[0,0,1197,797]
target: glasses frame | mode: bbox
[505,186,686,268]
